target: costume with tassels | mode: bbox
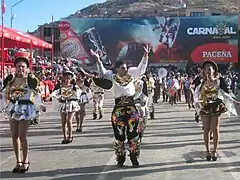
[96,51,148,167]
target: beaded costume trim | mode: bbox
[114,74,133,86]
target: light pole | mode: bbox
[10,0,25,28]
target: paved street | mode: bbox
[0,92,240,180]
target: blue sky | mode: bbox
[3,0,105,32]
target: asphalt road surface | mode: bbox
[0,92,240,180]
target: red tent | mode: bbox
[0,26,53,78]
[0,25,52,49]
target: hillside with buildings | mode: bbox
[71,0,239,18]
[32,0,239,58]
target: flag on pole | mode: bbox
[51,15,54,75]
[1,0,6,78]
[1,0,5,14]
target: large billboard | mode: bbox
[59,15,238,65]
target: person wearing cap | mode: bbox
[191,67,214,140]
[194,60,239,161]
[1,51,44,173]
[91,45,150,168]
[51,71,81,144]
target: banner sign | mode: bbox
[60,15,238,64]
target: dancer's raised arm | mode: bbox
[90,50,113,80]
[128,45,150,81]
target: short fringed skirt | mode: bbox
[57,101,80,113]
[4,102,38,121]
[200,98,228,116]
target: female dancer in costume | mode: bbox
[1,52,44,173]
[51,71,81,144]
[75,68,93,132]
[194,60,239,161]
[91,45,150,168]
[192,69,213,140]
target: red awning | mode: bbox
[0,26,52,49]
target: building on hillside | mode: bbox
[31,22,60,57]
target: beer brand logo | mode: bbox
[202,50,232,58]
[59,21,71,31]
[191,43,238,63]
[187,21,236,36]
[61,39,80,58]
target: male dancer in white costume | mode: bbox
[91,45,150,167]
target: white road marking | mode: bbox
[95,115,173,180]
[96,155,116,180]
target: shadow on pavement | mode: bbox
[1,161,239,179]
[224,168,240,173]
[29,143,114,152]
[182,150,238,163]
[142,140,240,150]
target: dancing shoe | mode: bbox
[150,112,154,119]
[99,113,103,120]
[76,128,82,132]
[117,155,126,168]
[206,151,211,161]
[68,137,73,143]
[212,151,218,161]
[19,162,30,173]
[12,162,22,173]
[93,113,97,120]
[195,114,199,123]
[130,153,139,168]
[61,139,70,144]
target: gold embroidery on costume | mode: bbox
[60,86,74,99]
[199,81,227,116]
[114,74,133,86]
[9,86,28,101]
[200,85,218,106]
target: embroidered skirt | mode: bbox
[200,98,227,116]
[4,102,38,121]
[57,101,80,113]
